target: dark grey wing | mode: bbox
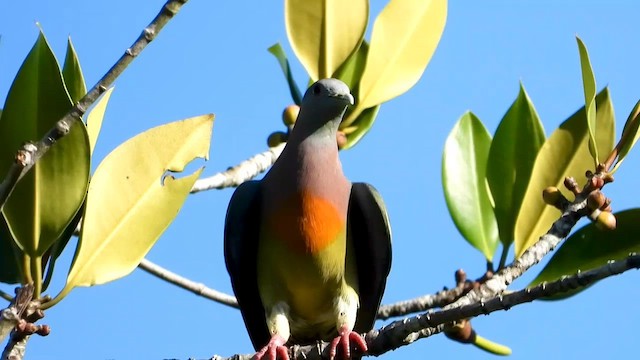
[224,180,270,350]
[348,182,392,333]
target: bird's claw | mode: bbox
[255,335,289,360]
[328,326,368,360]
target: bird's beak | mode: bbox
[346,93,355,106]
[332,93,355,106]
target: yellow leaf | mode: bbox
[285,0,368,80]
[514,90,614,257]
[357,0,446,110]
[85,87,114,155]
[64,114,213,290]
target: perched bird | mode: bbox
[224,78,392,360]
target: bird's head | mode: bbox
[287,78,354,143]
[299,78,354,123]
[303,78,354,106]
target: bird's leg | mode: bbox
[255,334,289,360]
[328,290,366,360]
[328,325,367,360]
[256,302,291,360]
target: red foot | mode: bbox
[328,326,368,360]
[255,335,289,360]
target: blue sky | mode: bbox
[1,1,639,359]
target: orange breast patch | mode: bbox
[268,190,345,254]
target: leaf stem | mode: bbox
[30,257,42,299]
[0,289,12,302]
[21,255,32,284]
[40,284,71,310]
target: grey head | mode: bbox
[294,78,355,133]
[302,78,355,106]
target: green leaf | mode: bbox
[268,43,302,105]
[62,37,86,104]
[285,0,368,80]
[62,114,213,292]
[611,100,640,173]
[529,209,640,300]
[341,105,379,150]
[576,36,598,164]
[85,87,114,155]
[0,31,90,258]
[41,200,84,292]
[356,0,447,111]
[487,84,545,248]
[334,42,380,150]
[515,88,615,257]
[0,215,22,284]
[442,112,499,260]
[333,41,369,94]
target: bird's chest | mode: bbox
[266,190,346,255]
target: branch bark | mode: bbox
[0,284,37,360]
[209,253,640,360]
[0,285,33,344]
[0,0,190,210]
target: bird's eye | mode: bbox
[313,85,321,95]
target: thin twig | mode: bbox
[138,259,238,308]
[376,287,465,320]
[210,253,640,360]
[0,0,190,210]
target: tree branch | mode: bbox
[210,253,640,360]
[138,259,237,308]
[441,199,584,312]
[0,0,190,210]
[191,143,285,193]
